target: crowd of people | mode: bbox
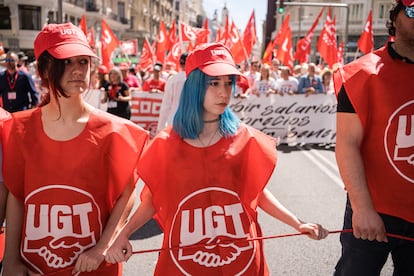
[0,0,412,275]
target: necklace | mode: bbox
[203,117,220,123]
[198,130,219,147]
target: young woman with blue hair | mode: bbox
[106,43,328,275]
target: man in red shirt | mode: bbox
[142,64,166,93]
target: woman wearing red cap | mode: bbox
[1,23,148,275]
[105,42,328,275]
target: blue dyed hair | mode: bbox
[173,69,240,139]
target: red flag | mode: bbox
[167,20,177,50]
[101,19,119,69]
[0,41,4,56]
[227,20,247,64]
[156,21,168,63]
[294,8,324,64]
[120,39,138,55]
[87,27,95,47]
[317,8,337,68]
[357,10,373,54]
[337,41,344,64]
[243,10,257,58]
[275,15,293,70]
[180,22,209,46]
[215,26,224,42]
[166,38,182,69]
[200,17,210,44]
[79,15,87,35]
[262,40,275,64]
[139,38,155,72]
[186,41,194,52]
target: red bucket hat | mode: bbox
[185,43,241,77]
[34,22,98,60]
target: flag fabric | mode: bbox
[337,41,344,65]
[294,8,324,64]
[215,26,224,42]
[79,15,87,35]
[317,8,338,68]
[357,10,374,54]
[87,27,95,47]
[262,40,275,64]
[167,20,177,50]
[120,39,138,55]
[139,38,155,72]
[180,22,209,46]
[227,20,248,64]
[156,20,168,63]
[201,18,210,44]
[243,10,257,58]
[101,19,119,69]
[275,15,293,70]
[165,38,182,69]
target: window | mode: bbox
[379,3,392,19]
[19,5,41,30]
[0,6,11,29]
[118,1,125,19]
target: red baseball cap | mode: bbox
[185,43,241,77]
[98,64,108,74]
[400,0,414,6]
[34,22,98,60]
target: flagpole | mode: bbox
[354,48,359,61]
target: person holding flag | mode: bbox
[105,42,328,275]
[1,22,148,275]
[333,1,414,275]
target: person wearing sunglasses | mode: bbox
[333,1,414,275]
[0,52,39,112]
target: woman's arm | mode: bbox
[105,187,155,263]
[2,193,31,276]
[258,188,328,240]
[73,177,136,273]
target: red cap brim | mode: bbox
[46,43,98,59]
[199,63,241,76]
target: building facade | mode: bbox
[0,0,203,61]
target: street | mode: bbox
[122,144,393,275]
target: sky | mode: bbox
[202,0,267,43]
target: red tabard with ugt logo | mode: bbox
[334,46,414,222]
[3,108,148,275]
[138,124,277,275]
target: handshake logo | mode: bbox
[22,185,102,274]
[169,187,257,275]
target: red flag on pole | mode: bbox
[139,38,155,72]
[294,8,324,64]
[317,8,337,68]
[275,15,293,70]
[201,18,210,44]
[156,20,168,63]
[262,40,275,64]
[87,27,95,47]
[337,41,345,64]
[180,22,209,46]
[243,10,257,58]
[79,15,87,35]
[227,20,248,64]
[101,19,119,69]
[165,37,182,69]
[357,10,374,54]
[167,20,177,50]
